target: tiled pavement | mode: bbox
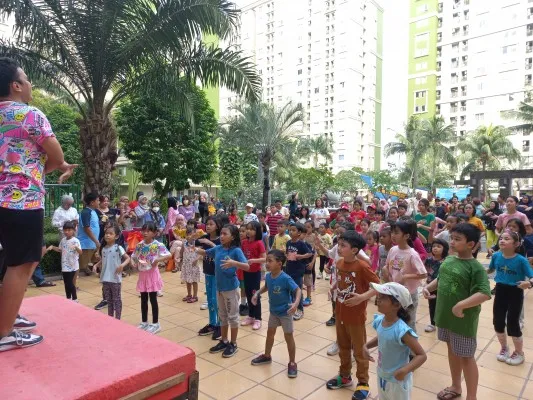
[23,264,533,400]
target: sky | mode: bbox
[380,0,409,167]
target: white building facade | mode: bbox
[219,0,384,172]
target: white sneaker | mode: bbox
[327,341,339,356]
[200,302,208,310]
[137,322,149,330]
[497,347,510,362]
[0,330,43,352]
[293,310,303,321]
[424,324,436,332]
[147,323,161,334]
[325,274,330,279]
[317,272,323,279]
[506,351,525,366]
[157,291,163,297]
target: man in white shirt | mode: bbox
[52,195,79,237]
[243,203,259,225]
[275,199,290,219]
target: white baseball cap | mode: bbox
[245,203,254,208]
[370,282,413,309]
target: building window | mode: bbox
[118,167,127,177]
[415,90,426,98]
[476,98,484,106]
[338,154,344,161]
[524,140,530,152]
[475,113,485,121]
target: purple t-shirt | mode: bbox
[495,211,531,231]
[0,101,54,210]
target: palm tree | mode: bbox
[0,0,260,194]
[297,135,334,168]
[505,99,533,135]
[418,116,457,192]
[384,116,426,191]
[457,124,521,199]
[223,101,304,209]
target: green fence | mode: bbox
[44,184,82,217]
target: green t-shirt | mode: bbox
[414,212,435,240]
[435,256,491,338]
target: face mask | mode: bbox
[183,201,189,206]
[152,207,160,213]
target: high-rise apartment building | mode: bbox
[408,0,533,164]
[219,0,384,172]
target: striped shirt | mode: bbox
[266,213,284,236]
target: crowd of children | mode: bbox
[42,192,533,400]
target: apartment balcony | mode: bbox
[525,146,531,152]
[437,78,441,86]
[464,0,470,5]
[436,92,441,100]
[528,25,533,37]
[451,106,458,113]
[437,64,442,72]
[437,34,442,43]
[438,19,443,28]
[460,106,467,112]
[463,27,469,36]
[527,64,533,70]
[451,78,458,84]
[438,3,443,12]
[526,75,533,86]
[461,90,467,96]
[451,92,458,98]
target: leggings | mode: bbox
[428,294,437,326]
[205,274,219,326]
[319,255,328,273]
[493,283,523,337]
[103,282,122,320]
[244,270,262,320]
[141,292,159,324]
[62,271,77,300]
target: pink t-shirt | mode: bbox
[495,211,531,231]
[385,246,427,294]
[0,102,54,210]
[364,244,379,272]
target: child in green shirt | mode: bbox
[423,223,491,400]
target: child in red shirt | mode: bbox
[241,221,267,330]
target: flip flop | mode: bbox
[37,281,56,287]
[437,388,462,400]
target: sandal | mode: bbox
[37,281,56,287]
[187,296,198,303]
[437,388,462,400]
[182,295,192,302]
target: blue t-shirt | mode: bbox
[285,239,313,278]
[524,234,533,258]
[373,314,417,383]
[266,271,299,316]
[490,252,533,286]
[78,207,100,250]
[205,245,248,292]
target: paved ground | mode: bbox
[23,261,533,400]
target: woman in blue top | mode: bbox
[196,224,249,359]
[488,230,533,366]
[363,282,427,400]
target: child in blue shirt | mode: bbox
[250,249,302,378]
[285,222,313,320]
[488,230,533,366]
[197,224,250,358]
[363,282,427,400]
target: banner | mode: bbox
[436,187,471,200]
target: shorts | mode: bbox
[268,313,294,333]
[378,374,412,400]
[0,207,44,267]
[303,273,313,287]
[217,289,240,328]
[438,327,477,358]
[80,249,97,271]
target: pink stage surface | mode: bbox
[1,295,197,400]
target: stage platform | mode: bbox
[1,295,198,400]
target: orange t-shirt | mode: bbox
[335,258,379,325]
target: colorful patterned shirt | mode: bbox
[0,101,55,210]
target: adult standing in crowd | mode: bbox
[0,57,77,351]
[199,192,209,223]
[178,195,196,221]
[518,194,533,222]
[78,193,100,277]
[95,195,120,240]
[310,197,329,228]
[165,197,179,242]
[52,194,79,238]
[495,196,531,235]
[129,191,143,211]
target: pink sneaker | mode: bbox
[241,316,254,326]
[252,320,262,330]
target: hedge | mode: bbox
[41,217,62,275]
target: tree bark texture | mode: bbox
[78,112,118,196]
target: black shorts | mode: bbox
[0,207,44,267]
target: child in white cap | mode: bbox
[363,282,427,400]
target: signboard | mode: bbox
[436,187,471,200]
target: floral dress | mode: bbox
[181,241,200,283]
[132,240,170,293]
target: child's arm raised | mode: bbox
[222,258,250,271]
[394,333,427,381]
[47,245,61,253]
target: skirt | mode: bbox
[136,267,163,293]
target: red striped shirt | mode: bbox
[266,213,284,236]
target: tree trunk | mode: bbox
[482,161,487,202]
[430,150,437,193]
[261,160,270,211]
[78,112,118,196]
